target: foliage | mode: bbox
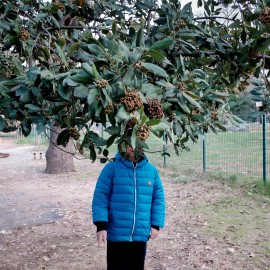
[0,0,269,161]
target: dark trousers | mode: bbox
[107,241,147,270]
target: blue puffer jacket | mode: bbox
[92,152,165,242]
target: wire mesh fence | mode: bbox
[145,119,270,183]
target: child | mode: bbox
[92,144,165,270]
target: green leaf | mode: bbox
[123,67,136,85]
[64,77,79,87]
[87,44,105,56]
[55,44,68,66]
[87,88,98,104]
[70,73,93,84]
[147,49,165,62]
[103,149,109,157]
[185,125,197,142]
[177,93,190,114]
[112,20,117,35]
[150,121,169,132]
[90,147,97,162]
[231,114,245,124]
[107,135,117,148]
[21,120,32,137]
[181,2,192,16]
[255,38,270,52]
[228,20,241,28]
[183,92,203,111]
[57,129,70,146]
[105,126,121,135]
[33,70,54,80]
[92,63,100,80]
[0,116,5,131]
[91,136,107,146]
[215,124,226,132]
[174,120,183,137]
[116,106,130,122]
[145,119,161,126]
[141,63,168,78]
[51,15,60,29]
[102,88,111,103]
[99,157,107,163]
[150,39,173,50]
[58,85,70,101]
[81,63,93,75]
[24,104,42,111]
[0,98,10,110]
[136,26,145,47]
[131,124,138,148]
[74,85,89,98]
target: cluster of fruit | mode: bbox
[54,1,65,12]
[259,8,270,25]
[104,101,114,114]
[177,82,186,92]
[174,19,187,31]
[19,28,30,41]
[248,48,262,59]
[96,79,108,89]
[146,98,164,119]
[136,124,150,141]
[120,90,143,112]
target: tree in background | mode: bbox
[0,0,269,173]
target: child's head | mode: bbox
[118,142,143,162]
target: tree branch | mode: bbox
[44,129,87,160]
[194,16,237,21]
[146,10,152,35]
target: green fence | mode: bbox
[145,119,269,183]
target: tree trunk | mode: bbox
[44,126,75,174]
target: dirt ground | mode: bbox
[0,139,270,270]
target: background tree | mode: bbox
[0,0,269,172]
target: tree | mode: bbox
[0,0,269,169]
[44,125,76,173]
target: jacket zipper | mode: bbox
[130,163,137,241]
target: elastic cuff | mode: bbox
[94,221,107,232]
[151,225,160,231]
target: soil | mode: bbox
[0,139,269,270]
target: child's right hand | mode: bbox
[97,230,107,246]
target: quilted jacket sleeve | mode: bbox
[92,163,114,223]
[151,168,165,228]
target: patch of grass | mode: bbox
[191,194,270,257]
[248,180,270,196]
[16,134,48,146]
[204,171,270,198]
[171,175,192,184]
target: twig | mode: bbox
[194,16,237,21]
[44,130,87,160]
[146,10,152,35]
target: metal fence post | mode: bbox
[203,132,206,174]
[262,114,268,184]
[163,132,166,168]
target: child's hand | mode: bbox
[97,230,107,246]
[150,228,159,239]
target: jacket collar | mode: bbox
[115,152,148,168]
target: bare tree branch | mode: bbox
[194,16,237,21]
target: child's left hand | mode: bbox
[150,228,159,239]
